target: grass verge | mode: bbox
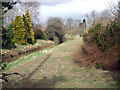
[4,52,45,72]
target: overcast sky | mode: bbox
[39,0,118,24]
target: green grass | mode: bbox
[45,40,73,51]
[41,43,44,46]
[4,39,73,72]
[65,34,78,40]
[103,75,108,78]
[4,52,45,71]
[2,39,53,52]
[71,68,80,73]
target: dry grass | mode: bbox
[73,41,119,70]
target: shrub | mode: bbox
[45,17,65,43]
[33,25,45,39]
[81,45,88,55]
[2,26,16,49]
[85,21,119,52]
[82,33,88,41]
[8,23,14,39]
[94,62,101,69]
[2,26,9,48]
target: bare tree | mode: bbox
[17,1,41,25]
[4,5,20,25]
[106,0,120,22]
[90,10,100,26]
[99,9,112,25]
[3,1,41,26]
[85,10,99,27]
[66,18,73,29]
[85,13,92,27]
[46,17,65,43]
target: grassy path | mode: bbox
[3,37,120,88]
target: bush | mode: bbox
[94,62,101,69]
[89,23,102,33]
[2,26,16,49]
[85,21,119,52]
[8,23,14,39]
[33,25,45,39]
[2,26,9,47]
[45,17,65,44]
[82,33,88,41]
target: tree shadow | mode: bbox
[26,54,52,79]
[3,75,66,88]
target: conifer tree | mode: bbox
[24,9,35,44]
[12,16,28,44]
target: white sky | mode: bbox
[39,0,118,24]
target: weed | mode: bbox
[4,52,45,71]
[94,62,101,69]
[81,45,88,55]
[82,33,88,41]
[103,75,108,78]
